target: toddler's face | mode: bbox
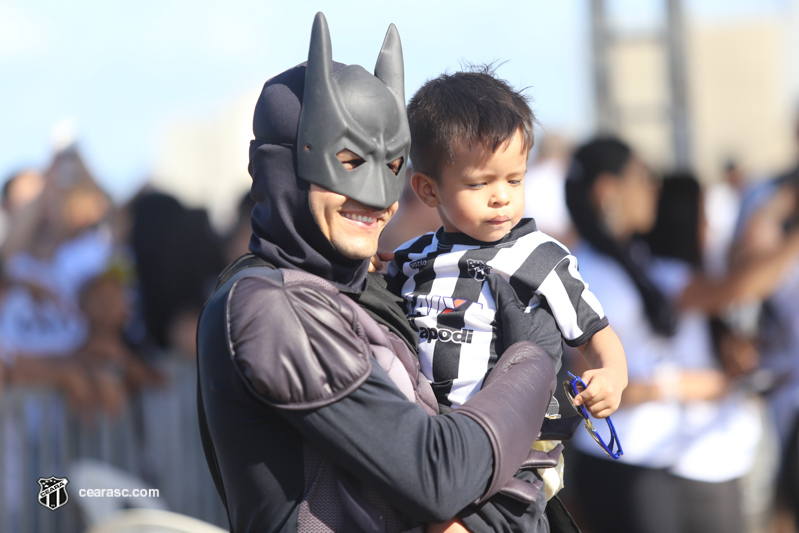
[433,129,527,242]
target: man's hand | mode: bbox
[368,250,394,273]
[486,273,562,365]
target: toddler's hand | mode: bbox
[368,250,394,273]
[573,367,625,419]
[426,519,469,533]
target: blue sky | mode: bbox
[0,0,792,202]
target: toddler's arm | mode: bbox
[574,325,628,419]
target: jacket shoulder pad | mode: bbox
[226,275,372,409]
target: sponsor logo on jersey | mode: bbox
[467,259,491,281]
[409,259,427,269]
[406,294,483,317]
[418,326,474,344]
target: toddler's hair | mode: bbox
[407,65,536,178]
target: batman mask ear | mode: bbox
[374,24,405,105]
[296,12,411,210]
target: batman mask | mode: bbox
[296,12,410,210]
[247,13,409,290]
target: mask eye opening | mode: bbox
[388,157,403,176]
[336,149,366,171]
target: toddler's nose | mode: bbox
[491,186,511,206]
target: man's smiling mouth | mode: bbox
[342,212,378,224]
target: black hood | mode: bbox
[248,62,370,292]
[247,13,409,292]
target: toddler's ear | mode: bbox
[411,172,440,208]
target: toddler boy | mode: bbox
[388,68,627,417]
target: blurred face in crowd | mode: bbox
[308,150,400,260]
[593,155,660,240]
[62,186,109,233]
[3,170,44,215]
[619,156,659,235]
[80,275,129,330]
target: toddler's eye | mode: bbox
[509,179,522,186]
[467,183,486,190]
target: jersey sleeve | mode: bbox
[538,254,608,347]
[508,243,608,347]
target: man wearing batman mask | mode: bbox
[197,12,575,533]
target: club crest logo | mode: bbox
[38,476,69,511]
[467,259,491,281]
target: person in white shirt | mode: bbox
[564,138,799,533]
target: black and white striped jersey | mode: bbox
[388,218,608,408]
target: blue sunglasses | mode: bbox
[563,372,624,460]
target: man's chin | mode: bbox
[332,242,378,262]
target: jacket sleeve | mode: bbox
[458,469,550,533]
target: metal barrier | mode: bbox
[0,357,228,533]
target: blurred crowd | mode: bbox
[535,119,799,533]
[0,145,254,422]
[4,112,799,532]
[0,146,249,530]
